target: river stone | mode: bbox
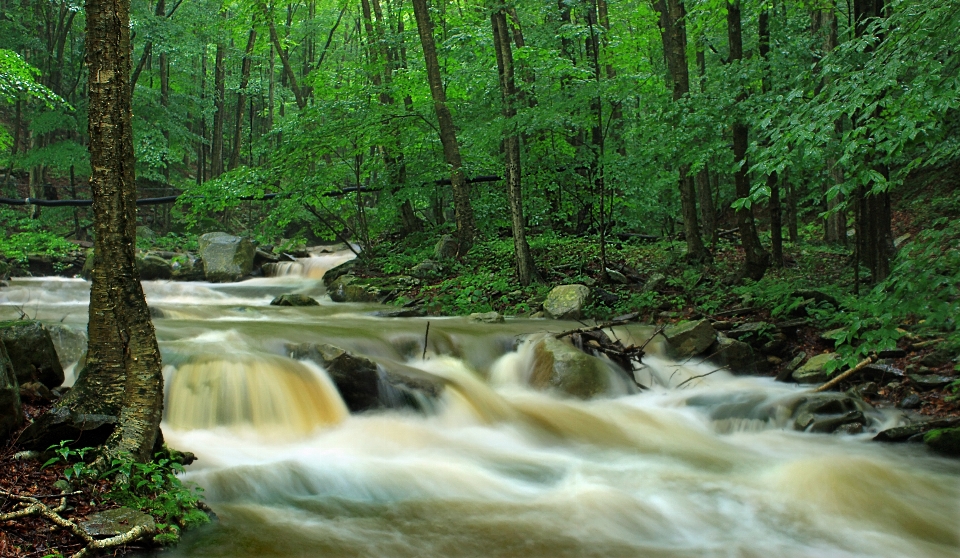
[198,232,255,282]
[434,235,458,260]
[270,294,320,307]
[287,343,443,413]
[19,381,55,402]
[171,254,204,281]
[543,285,591,320]
[708,334,756,375]
[663,319,717,359]
[136,254,173,281]
[0,339,22,443]
[322,259,360,288]
[46,324,87,368]
[790,393,867,433]
[0,320,65,388]
[328,275,381,303]
[899,393,922,409]
[791,353,838,384]
[81,507,156,538]
[908,374,955,390]
[530,336,610,399]
[923,428,960,456]
[469,311,504,324]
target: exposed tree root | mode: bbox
[0,489,154,558]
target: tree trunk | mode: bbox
[229,25,257,171]
[728,0,768,280]
[263,2,307,110]
[210,35,226,179]
[492,8,537,285]
[411,0,475,255]
[654,0,707,262]
[812,7,846,245]
[759,8,781,266]
[695,41,717,245]
[24,0,164,464]
[158,0,169,181]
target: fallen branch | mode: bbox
[0,489,155,558]
[812,354,878,393]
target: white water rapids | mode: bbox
[0,252,957,557]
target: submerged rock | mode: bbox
[0,320,65,389]
[198,232,255,282]
[0,339,22,443]
[542,285,591,320]
[663,319,717,359]
[270,294,320,307]
[530,336,612,399]
[708,334,756,374]
[287,343,443,413]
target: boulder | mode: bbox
[908,374,955,390]
[791,393,867,433]
[328,275,382,303]
[725,322,774,343]
[197,232,255,282]
[530,336,611,399]
[543,284,591,320]
[287,343,443,413]
[434,235,458,260]
[322,259,360,288]
[708,334,756,374]
[663,319,717,359]
[0,340,23,443]
[19,381,55,402]
[411,259,441,278]
[643,273,666,293]
[18,406,117,451]
[0,320,65,388]
[923,428,960,457]
[170,254,204,281]
[270,294,320,307]
[136,254,173,281]
[469,311,504,324]
[81,507,156,538]
[791,353,838,384]
[605,268,629,284]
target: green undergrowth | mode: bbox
[43,441,209,546]
[369,225,960,373]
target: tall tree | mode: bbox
[23,0,165,464]
[491,5,537,285]
[654,0,708,262]
[229,23,257,171]
[759,7,782,266]
[727,0,768,280]
[411,0,475,255]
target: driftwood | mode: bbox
[553,320,663,387]
[0,489,155,558]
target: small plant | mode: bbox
[42,441,97,482]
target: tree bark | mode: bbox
[229,25,257,171]
[263,2,307,110]
[654,0,707,262]
[759,8,781,266]
[411,0,475,255]
[812,7,846,245]
[210,33,226,178]
[25,0,164,464]
[728,0,769,280]
[695,39,717,246]
[492,8,537,285]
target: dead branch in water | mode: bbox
[552,319,663,388]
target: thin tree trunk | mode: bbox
[411,0,475,255]
[492,7,537,285]
[210,34,226,178]
[229,25,257,171]
[654,0,707,262]
[263,2,307,110]
[759,8,781,266]
[728,0,768,279]
[695,41,717,245]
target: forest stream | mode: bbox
[1,251,958,558]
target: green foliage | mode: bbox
[0,229,76,264]
[42,441,97,482]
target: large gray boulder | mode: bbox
[792,353,839,384]
[529,336,611,399]
[287,343,443,413]
[198,232,255,282]
[663,319,717,359]
[0,340,22,443]
[708,334,757,374]
[543,285,591,320]
[0,320,65,388]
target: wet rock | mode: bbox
[542,285,591,320]
[170,254,204,281]
[898,393,922,409]
[791,393,866,433]
[19,407,117,451]
[592,287,618,307]
[411,259,441,278]
[791,353,838,384]
[287,343,443,413]
[434,235,458,260]
[136,254,173,281]
[270,294,320,307]
[663,319,717,359]
[0,340,22,443]
[859,362,905,383]
[81,507,156,538]
[19,381,55,402]
[322,259,360,288]
[708,334,756,375]
[712,320,735,331]
[372,308,427,318]
[834,422,864,435]
[469,312,504,324]
[760,333,787,355]
[908,374,955,390]
[198,232,256,282]
[327,275,383,303]
[874,418,960,443]
[852,382,880,397]
[530,336,612,399]
[923,428,960,457]
[0,320,65,388]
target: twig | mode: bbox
[422,321,430,360]
[812,354,878,393]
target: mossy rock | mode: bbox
[792,353,838,384]
[530,336,611,399]
[0,320,65,388]
[923,428,960,456]
[543,284,591,320]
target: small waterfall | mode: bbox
[165,352,348,436]
[264,251,357,279]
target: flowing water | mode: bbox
[1,253,958,558]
